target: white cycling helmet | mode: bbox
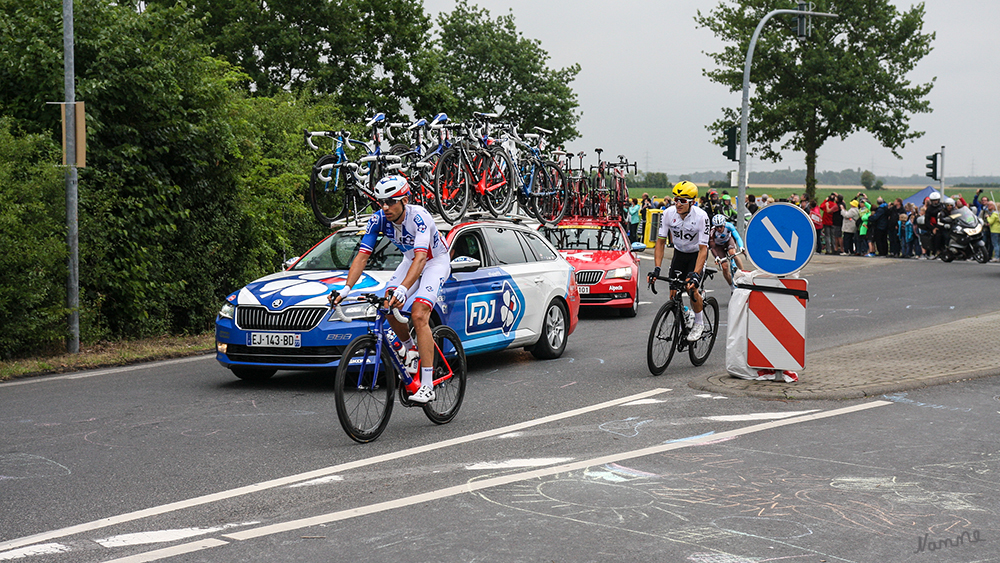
[712,214,727,227]
[374,175,410,201]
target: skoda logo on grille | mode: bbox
[271,299,283,309]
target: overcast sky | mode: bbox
[422,0,999,179]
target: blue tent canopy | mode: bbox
[902,186,940,207]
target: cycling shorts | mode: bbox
[709,237,737,259]
[669,250,702,284]
[387,254,451,310]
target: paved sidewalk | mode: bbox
[689,306,1000,401]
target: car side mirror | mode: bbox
[631,242,647,253]
[451,256,481,273]
[283,256,300,270]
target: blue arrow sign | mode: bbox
[744,203,816,276]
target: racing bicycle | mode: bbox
[645,270,720,375]
[332,292,467,443]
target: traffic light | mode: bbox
[796,2,810,39]
[723,126,738,162]
[925,153,939,181]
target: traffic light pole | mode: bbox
[736,8,837,238]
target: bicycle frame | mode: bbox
[336,295,455,397]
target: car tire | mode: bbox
[230,367,276,381]
[619,292,638,317]
[531,300,569,359]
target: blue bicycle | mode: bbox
[306,113,398,227]
[332,292,467,443]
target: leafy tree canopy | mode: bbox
[696,0,935,199]
[436,0,581,145]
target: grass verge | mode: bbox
[0,333,215,382]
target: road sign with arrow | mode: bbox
[744,203,816,276]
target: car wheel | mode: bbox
[620,292,638,317]
[531,300,568,359]
[230,367,276,381]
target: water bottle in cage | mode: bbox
[682,305,694,328]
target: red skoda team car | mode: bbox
[539,217,643,317]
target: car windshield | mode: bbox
[290,230,403,271]
[540,225,626,251]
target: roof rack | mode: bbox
[461,211,536,225]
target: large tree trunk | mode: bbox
[804,114,818,201]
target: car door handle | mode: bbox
[491,282,502,290]
[533,277,544,284]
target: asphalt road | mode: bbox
[2,255,999,563]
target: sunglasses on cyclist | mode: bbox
[378,198,403,207]
[674,197,691,204]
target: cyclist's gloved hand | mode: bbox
[685,271,701,287]
[330,285,351,306]
[647,267,660,285]
[390,285,409,307]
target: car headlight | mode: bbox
[606,267,632,280]
[219,302,235,319]
[331,301,377,322]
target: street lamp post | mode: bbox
[736,8,838,238]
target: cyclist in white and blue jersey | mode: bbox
[708,214,745,289]
[648,181,710,341]
[332,175,450,404]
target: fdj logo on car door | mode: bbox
[465,280,523,337]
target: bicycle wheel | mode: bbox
[534,161,568,225]
[480,147,515,216]
[689,296,719,366]
[434,147,470,224]
[525,165,549,223]
[309,154,351,227]
[334,335,396,443]
[422,325,467,425]
[646,301,680,376]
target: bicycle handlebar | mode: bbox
[331,292,408,323]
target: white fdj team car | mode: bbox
[215,217,581,380]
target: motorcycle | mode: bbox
[939,206,989,263]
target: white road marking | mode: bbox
[222,401,891,543]
[621,397,670,405]
[1,355,214,387]
[94,523,256,548]
[288,475,344,488]
[0,543,71,560]
[99,539,228,563]
[704,410,820,422]
[465,458,574,470]
[0,388,670,554]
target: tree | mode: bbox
[435,0,581,145]
[135,0,441,119]
[861,170,875,190]
[696,0,935,200]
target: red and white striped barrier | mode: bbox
[745,278,808,370]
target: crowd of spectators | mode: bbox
[631,187,1000,262]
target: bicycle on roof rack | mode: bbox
[306,113,402,227]
[505,125,568,226]
[433,112,517,224]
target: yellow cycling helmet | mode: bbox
[672,181,699,200]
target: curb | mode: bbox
[688,366,1000,401]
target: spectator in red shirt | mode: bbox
[820,194,839,255]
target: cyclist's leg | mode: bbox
[385,256,415,348]
[408,257,450,397]
[709,243,731,286]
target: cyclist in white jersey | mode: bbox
[332,175,450,404]
[648,181,710,341]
